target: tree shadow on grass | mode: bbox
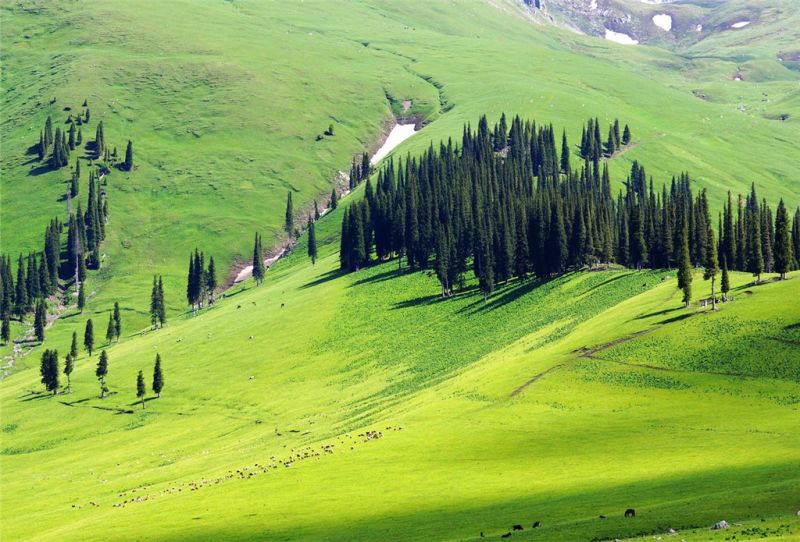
[300,268,347,290]
[349,266,411,287]
[657,312,694,325]
[462,276,551,315]
[634,306,682,321]
[28,163,57,176]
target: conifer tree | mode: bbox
[85,108,90,123]
[157,276,166,326]
[77,281,86,312]
[68,122,76,150]
[96,349,108,398]
[64,352,74,392]
[330,188,338,210]
[76,128,82,146]
[84,318,94,356]
[38,131,46,160]
[1,312,9,344]
[70,331,78,359]
[124,140,133,171]
[206,256,217,303]
[252,233,264,285]
[94,121,104,158]
[773,199,793,279]
[703,222,719,310]
[721,256,730,302]
[361,152,370,182]
[677,219,693,308]
[106,313,115,344]
[152,353,164,398]
[285,192,294,234]
[560,130,570,174]
[307,217,318,265]
[14,255,28,319]
[40,349,59,395]
[314,200,320,220]
[613,119,621,149]
[34,299,46,342]
[136,370,146,409]
[113,302,121,340]
[622,124,631,145]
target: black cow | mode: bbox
[512,525,523,531]
[532,521,541,528]
[501,533,512,539]
[624,508,636,518]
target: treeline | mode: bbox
[349,152,371,190]
[338,114,799,298]
[186,250,217,309]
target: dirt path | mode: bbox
[509,364,565,397]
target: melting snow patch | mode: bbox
[653,14,672,31]
[590,0,597,9]
[696,24,703,32]
[731,21,750,29]
[604,29,638,45]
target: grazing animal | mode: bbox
[512,524,523,531]
[599,515,606,519]
[501,533,511,539]
[281,303,285,308]
[237,304,241,309]
[480,533,484,538]
[624,508,636,518]
[532,521,541,528]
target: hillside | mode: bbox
[1,1,800,541]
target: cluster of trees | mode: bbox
[349,152,371,190]
[105,302,122,343]
[0,219,62,342]
[338,114,799,300]
[35,100,93,167]
[66,171,108,274]
[186,250,217,309]
[579,117,630,162]
[150,275,167,327]
[39,329,164,406]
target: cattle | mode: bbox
[512,524,523,531]
[599,515,606,520]
[501,533,511,539]
[624,508,636,518]
[532,521,541,528]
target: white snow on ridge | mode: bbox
[652,14,672,31]
[604,28,638,45]
[731,21,750,29]
[371,123,417,165]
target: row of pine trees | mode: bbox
[338,115,800,299]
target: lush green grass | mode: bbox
[2,2,800,541]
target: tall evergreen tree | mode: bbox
[1,313,9,345]
[106,313,115,344]
[34,299,46,342]
[314,200,321,220]
[252,233,265,285]
[285,192,294,234]
[77,281,86,312]
[622,124,631,145]
[136,370,146,409]
[84,318,95,356]
[64,352,74,392]
[307,217,318,265]
[14,255,28,319]
[40,349,59,395]
[720,256,730,302]
[773,199,793,279]
[157,276,166,326]
[152,353,164,398]
[124,140,134,171]
[677,219,693,308]
[96,349,108,398]
[206,256,217,304]
[70,331,78,359]
[703,221,719,310]
[113,301,121,340]
[330,188,338,210]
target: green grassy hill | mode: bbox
[2,1,800,540]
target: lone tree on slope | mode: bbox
[124,140,134,171]
[152,353,164,398]
[285,192,294,234]
[136,370,146,409]
[96,349,108,398]
[40,349,59,396]
[64,352,74,392]
[84,318,95,356]
[307,217,318,265]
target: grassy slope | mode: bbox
[1,193,798,540]
[2,0,799,344]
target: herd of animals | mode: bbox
[481,509,635,539]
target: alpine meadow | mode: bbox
[1,1,800,541]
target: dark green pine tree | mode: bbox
[84,318,95,356]
[361,152,370,183]
[252,233,265,285]
[113,301,121,340]
[76,128,82,146]
[33,299,46,342]
[136,370,146,409]
[314,200,320,220]
[157,276,166,326]
[307,217,318,265]
[70,331,78,359]
[38,131,46,160]
[124,140,134,171]
[330,188,338,210]
[14,255,28,319]
[95,121,105,158]
[720,256,730,301]
[773,199,793,279]
[748,207,764,283]
[85,108,90,123]
[44,116,53,148]
[106,313,115,344]
[206,256,217,304]
[677,218,693,308]
[153,353,164,398]
[613,119,621,149]
[96,349,108,398]
[703,221,719,310]
[40,349,59,395]
[76,278,86,311]
[622,124,631,145]
[560,130,571,174]
[1,312,10,345]
[186,254,196,307]
[64,352,74,392]
[68,122,76,150]
[793,208,800,270]
[285,192,294,234]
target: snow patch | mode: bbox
[371,123,417,165]
[652,14,672,31]
[731,21,750,29]
[590,0,597,9]
[604,29,638,45]
[696,24,703,32]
